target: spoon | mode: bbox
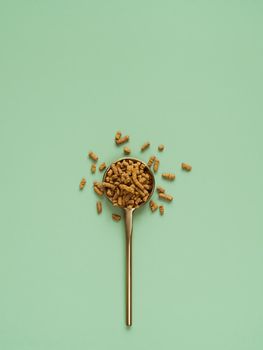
[103,157,155,327]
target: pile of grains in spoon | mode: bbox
[103,159,154,209]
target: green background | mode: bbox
[0,1,263,349]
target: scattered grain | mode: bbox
[123,147,131,155]
[153,159,159,173]
[149,200,158,212]
[159,192,173,202]
[96,201,102,214]
[156,186,165,193]
[116,135,129,145]
[79,178,86,190]
[112,213,121,222]
[99,162,106,171]
[88,151,98,161]
[147,155,156,168]
[181,162,192,171]
[162,173,175,181]
[115,131,122,141]
[141,142,150,151]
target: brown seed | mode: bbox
[106,189,113,197]
[143,194,149,202]
[153,159,159,173]
[88,151,98,162]
[91,164,96,174]
[96,201,102,214]
[156,186,165,193]
[116,135,129,145]
[141,142,150,151]
[149,200,158,212]
[115,131,122,141]
[158,144,164,152]
[135,197,142,205]
[93,182,104,196]
[119,184,135,193]
[132,170,144,191]
[147,155,156,168]
[102,182,115,189]
[99,162,106,171]
[159,192,173,202]
[94,181,104,190]
[159,205,164,215]
[162,173,176,181]
[181,162,192,172]
[118,197,123,207]
[123,146,131,155]
[112,213,121,222]
[94,186,103,196]
[79,178,86,190]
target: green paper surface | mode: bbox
[0,1,263,349]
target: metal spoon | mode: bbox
[103,157,155,327]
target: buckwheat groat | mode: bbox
[88,151,98,161]
[93,182,104,196]
[159,192,173,202]
[181,162,192,171]
[99,162,106,171]
[112,213,121,222]
[156,186,165,193]
[119,184,134,193]
[104,159,154,209]
[149,200,158,212]
[159,205,164,215]
[123,147,131,155]
[116,135,129,145]
[102,182,115,190]
[96,201,102,214]
[162,173,176,181]
[141,142,150,152]
[79,178,86,190]
[115,131,122,141]
[91,163,96,174]
[147,155,156,168]
[94,186,103,196]
[153,159,159,173]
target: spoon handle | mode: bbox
[124,208,133,326]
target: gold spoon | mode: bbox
[103,157,155,327]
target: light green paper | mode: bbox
[0,1,263,349]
